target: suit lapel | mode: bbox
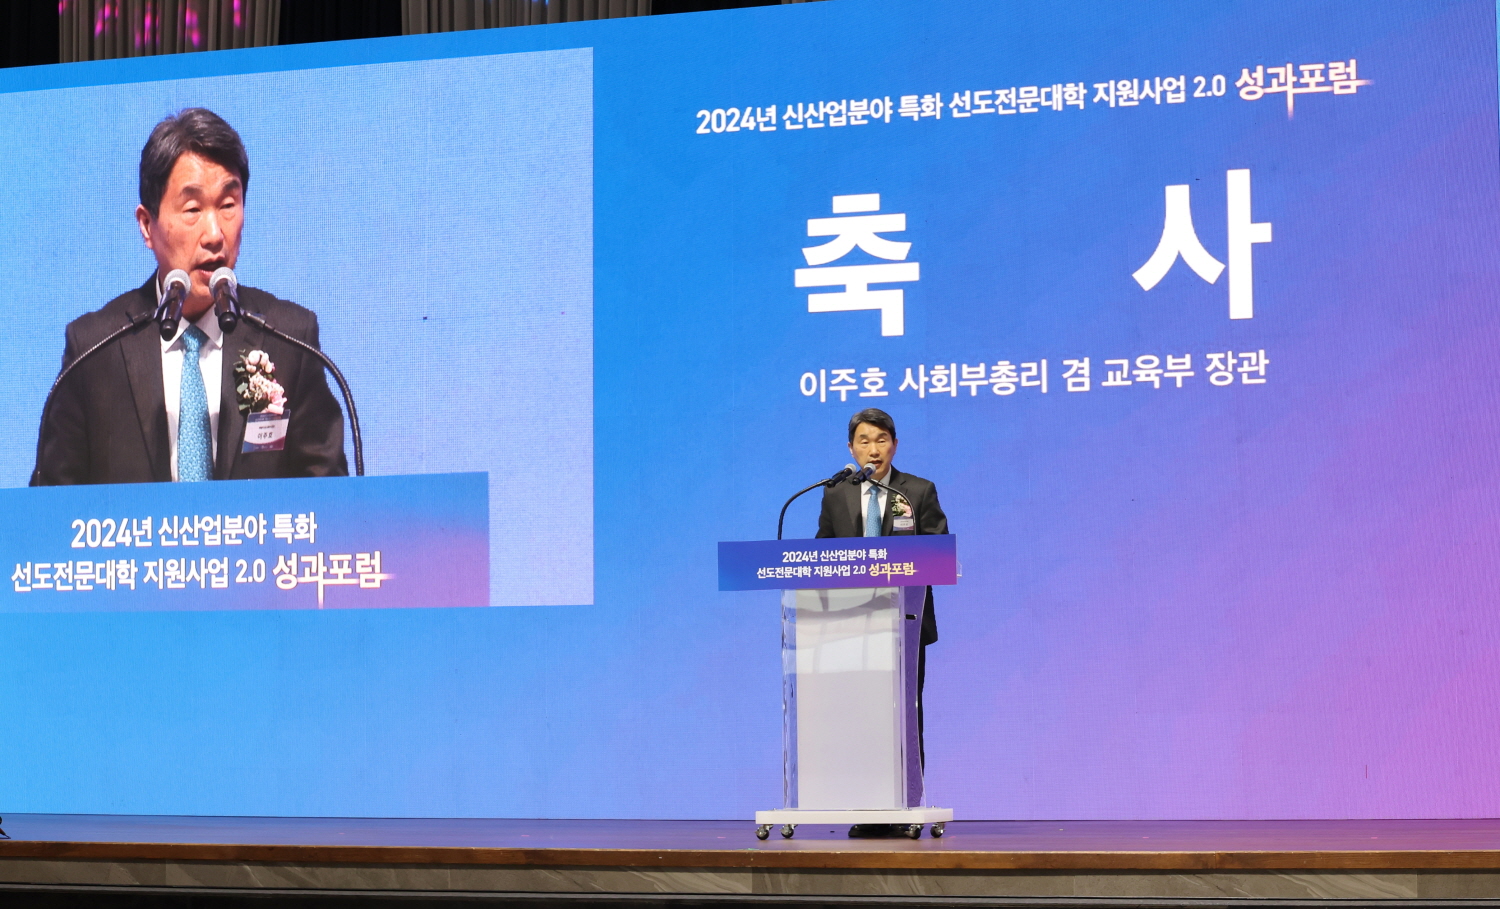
[842,479,863,537]
[118,282,170,482]
[215,322,261,479]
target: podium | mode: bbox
[718,535,957,839]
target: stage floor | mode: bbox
[3,815,1500,901]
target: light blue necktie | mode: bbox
[178,326,212,482]
[864,484,882,537]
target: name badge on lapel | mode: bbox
[892,516,916,531]
[243,409,290,452]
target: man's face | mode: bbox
[848,422,898,481]
[135,151,244,320]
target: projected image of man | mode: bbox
[32,108,347,485]
[817,407,948,836]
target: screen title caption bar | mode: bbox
[0,474,489,613]
[12,509,392,606]
[695,59,1369,134]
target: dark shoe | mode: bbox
[847,824,901,838]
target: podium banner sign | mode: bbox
[0,473,489,612]
[718,535,956,591]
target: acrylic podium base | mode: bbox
[754,807,954,839]
[755,584,954,841]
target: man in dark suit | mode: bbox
[816,407,947,837]
[32,108,346,485]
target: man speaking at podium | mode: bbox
[817,407,948,836]
[32,108,347,485]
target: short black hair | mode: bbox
[138,108,249,219]
[848,408,897,443]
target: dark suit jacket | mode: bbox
[33,276,348,485]
[816,466,947,645]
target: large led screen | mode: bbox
[0,0,1497,821]
[0,49,594,610]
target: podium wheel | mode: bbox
[780,824,796,838]
[930,823,945,838]
[755,825,771,840]
[904,824,923,839]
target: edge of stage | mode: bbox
[2,816,1500,902]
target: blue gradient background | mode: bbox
[0,0,1498,819]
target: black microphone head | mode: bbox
[858,463,876,480]
[158,312,180,343]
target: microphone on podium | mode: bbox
[859,463,903,499]
[220,268,366,476]
[32,267,175,486]
[31,296,160,485]
[858,463,912,527]
[777,464,861,540]
[155,268,190,341]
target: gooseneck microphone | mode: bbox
[859,462,909,515]
[210,266,240,334]
[221,269,363,476]
[776,464,859,540]
[155,268,190,341]
[30,306,157,486]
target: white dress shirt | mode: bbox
[858,468,892,533]
[161,307,224,481]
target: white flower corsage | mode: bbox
[235,349,287,415]
[891,495,912,518]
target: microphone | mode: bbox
[155,268,190,341]
[210,266,239,334]
[860,463,909,512]
[31,307,157,485]
[827,464,857,486]
[235,307,365,477]
[776,465,859,540]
